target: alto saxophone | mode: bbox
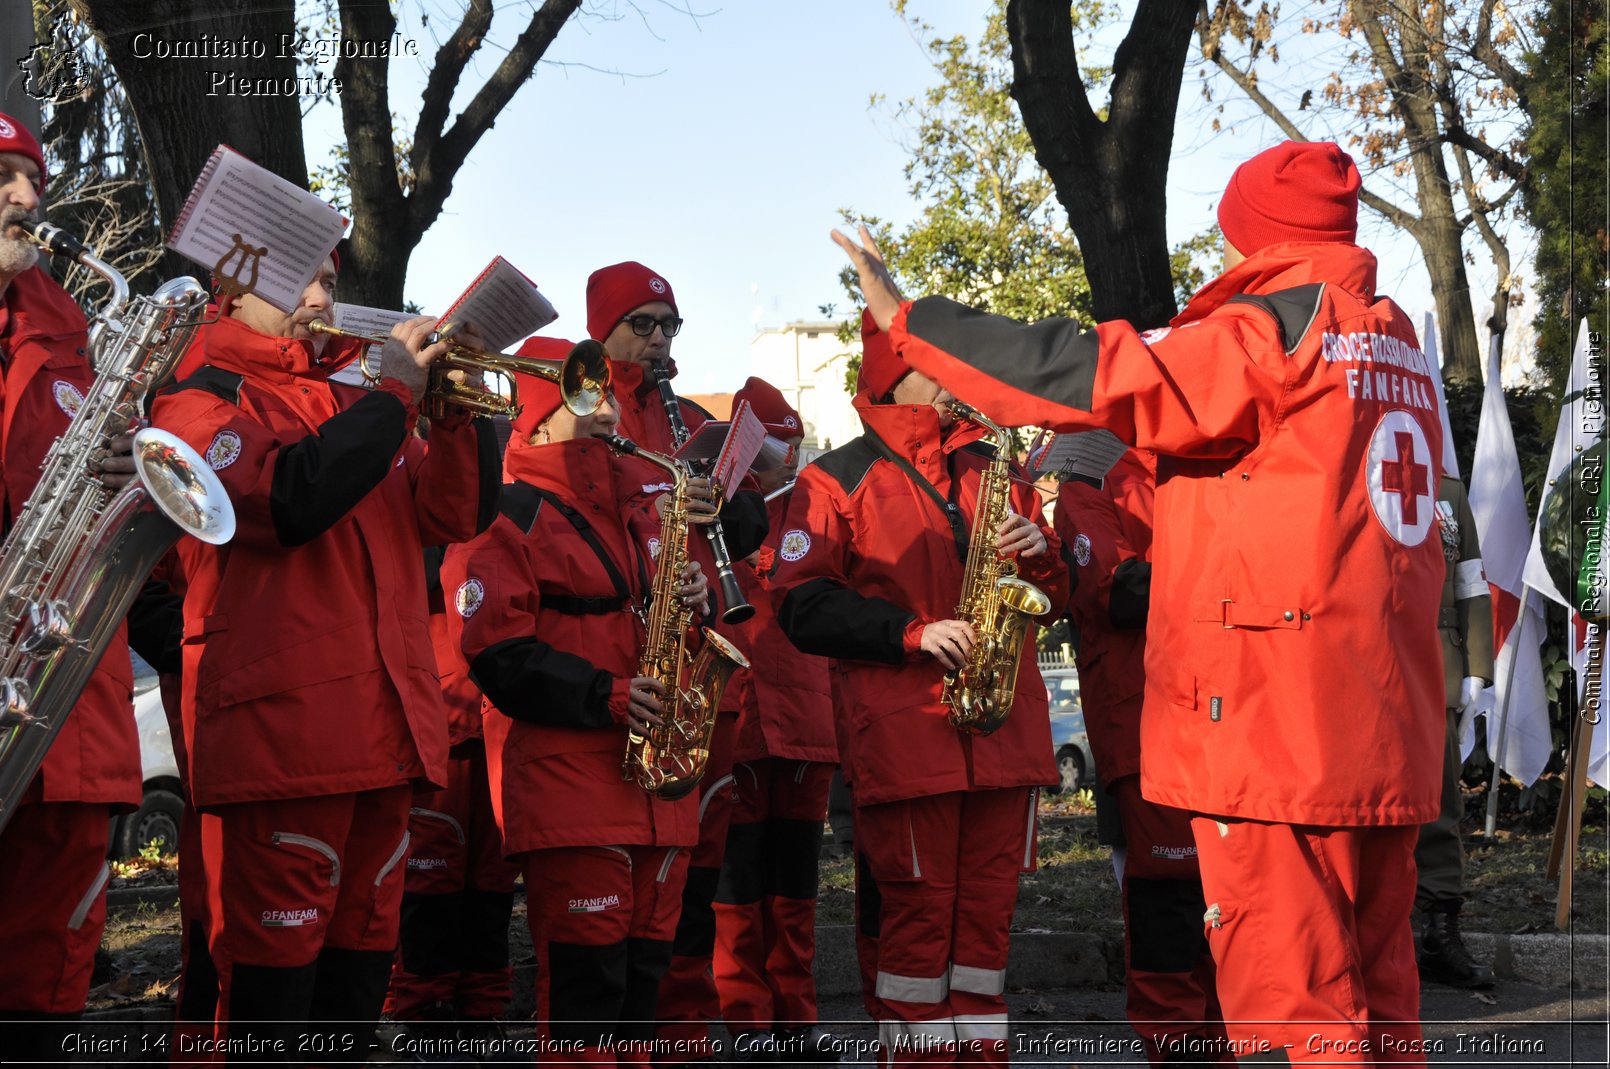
[605,434,748,799]
[0,223,236,835]
[941,400,1052,735]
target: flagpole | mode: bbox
[1483,585,1536,838]
[1546,635,1604,929]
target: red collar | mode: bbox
[1174,242,1379,325]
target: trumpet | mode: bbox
[307,321,611,420]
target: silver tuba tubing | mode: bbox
[0,225,235,836]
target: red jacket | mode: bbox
[728,493,837,765]
[1052,449,1155,783]
[771,394,1066,806]
[443,435,697,855]
[150,315,497,808]
[0,267,138,806]
[893,242,1445,826]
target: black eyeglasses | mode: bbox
[620,313,684,338]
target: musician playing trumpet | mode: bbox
[149,246,500,1053]
[440,351,709,1064]
[771,319,1066,1066]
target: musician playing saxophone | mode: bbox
[148,245,499,1053]
[0,112,181,1060]
[771,316,1066,1067]
[441,357,709,1064]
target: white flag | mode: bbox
[1423,312,1460,479]
[1467,338,1552,786]
[1521,321,1607,786]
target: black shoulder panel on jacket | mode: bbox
[677,395,715,423]
[498,481,544,535]
[1226,283,1326,356]
[162,364,245,406]
[813,437,881,497]
[960,440,996,462]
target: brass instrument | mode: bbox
[941,399,1052,735]
[0,222,237,835]
[307,321,611,420]
[762,479,797,504]
[604,434,749,799]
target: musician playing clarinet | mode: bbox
[771,317,1066,1066]
[580,261,768,1061]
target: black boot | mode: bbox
[1418,901,1494,989]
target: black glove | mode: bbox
[1108,559,1151,630]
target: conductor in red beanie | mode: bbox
[836,140,1446,1065]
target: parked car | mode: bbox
[107,653,183,858]
[1042,667,1095,795]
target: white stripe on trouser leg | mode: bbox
[954,1014,1009,1043]
[878,1018,957,1054]
[907,816,921,878]
[875,970,949,1004]
[949,963,1005,997]
[1022,788,1037,869]
[67,862,110,930]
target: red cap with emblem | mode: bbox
[510,336,573,440]
[733,376,803,437]
[0,112,45,188]
[586,261,677,342]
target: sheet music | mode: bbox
[710,402,768,499]
[440,257,558,353]
[1028,429,1129,482]
[167,146,347,313]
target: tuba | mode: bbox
[0,223,235,835]
[604,434,748,799]
[941,399,1052,735]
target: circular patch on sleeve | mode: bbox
[1365,410,1435,547]
[204,430,242,470]
[1072,533,1092,567]
[51,380,85,419]
[779,529,811,562]
[455,578,485,619]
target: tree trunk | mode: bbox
[69,0,309,281]
[1007,0,1197,329]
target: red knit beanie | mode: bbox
[0,112,45,188]
[1217,140,1361,254]
[510,335,573,439]
[586,261,677,342]
[855,309,907,398]
[733,376,803,437]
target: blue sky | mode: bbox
[308,0,1463,393]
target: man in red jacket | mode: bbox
[772,324,1066,1065]
[0,111,158,1063]
[712,377,839,1060]
[150,251,499,1054]
[836,140,1445,1064]
[1054,448,1228,1064]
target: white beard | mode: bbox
[0,234,39,278]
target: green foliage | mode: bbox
[1520,0,1609,390]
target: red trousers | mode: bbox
[855,788,1037,1067]
[525,844,690,1066]
[188,785,413,1056]
[1192,818,1424,1066]
[384,751,521,1021]
[1110,776,1228,1065]
[0,782,112,1014]
[712,758,834,1033]
[653,712,738,1061]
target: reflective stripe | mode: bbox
[875,970,948,1004]
[908,818,922,878]
[953,1014,1009,1042]
[1022,787,1038,869]
[1455,558,1488,600]
[67,862,110,930]
[656,846,681,884]
[409,806,466,844]
[1214,820,1229,837]
[699,774,735,823]
[375,830,410,886]
[877,1018,957,1052]
[272,831,342,887]
[949,963,1006,997]
[603,844,632,863]
[793,761,808,785]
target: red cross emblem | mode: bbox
[1380,431,1429,526]
[1367,411,1435,546]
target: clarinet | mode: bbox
[648,359,755,624]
